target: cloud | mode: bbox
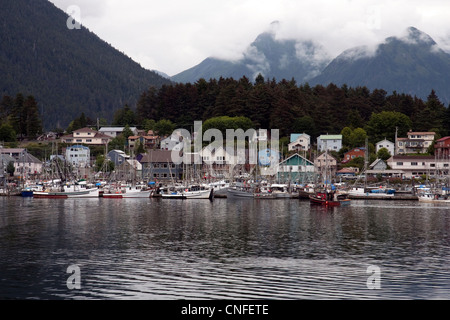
[48,0,450,76]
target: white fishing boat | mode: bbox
[33,180,99,198]
[102,183,151,198]
[418,192,450,203]
[161,184,214,199]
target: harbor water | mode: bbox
[0,196,449,300]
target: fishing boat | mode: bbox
[418,192,450,203]
[102,183,151,198]
[226,186,255,198]
[161,184,214,199]
[21,184,44,197]
[33,180,99,198]
[309,190,351,206]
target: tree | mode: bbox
[341,127,353,147]
[95,155,114,172]
[349,128,368,148]
[0,123,17,142]
[10,93,25,138]
[122,124,134,140]
[292,116,317,139]
[7,161,15,176]
[24,95,42,138]
[376,147,391,161]
[135,140,146,155]
[153,119,175,137]
[365,111,412,144]
[112,104,136,126]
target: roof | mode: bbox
[290,133,310,143]
[279,153,314,166]
[370,158,386,168]
[376,139,394,144]
[318,135,342,140]
[0,148,26,154]
[99,127,138,132]
[407,131,436,135]
[73,127,97,133]
[0,154,15,163]
[388,155,434,161]
[436,136,450,142]
[139,150,176,163]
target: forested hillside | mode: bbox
[0,0,171,130]
[135,75,450,143]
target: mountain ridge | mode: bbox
[0,0,172,130]
[172,26,450,105]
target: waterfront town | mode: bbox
[1,124,450,200]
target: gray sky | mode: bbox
[49,0,450,76]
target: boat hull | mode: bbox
[226,188,255,198]
[33,188,99,198]
[103,190,151,198]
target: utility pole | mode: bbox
[394,126,398,156]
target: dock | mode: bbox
[348,194,418,200]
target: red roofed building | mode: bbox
[435,136,450,158]
[342,147,366,164]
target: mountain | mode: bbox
[0,0,172,130]
[171,30,331,84]
[310,27,450,105]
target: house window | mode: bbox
[76,132,80,135]
[411,162,418,166]
[430,164,436,167]
[86,139,92,142]
[397,162,403,166]
[76,139,82,142]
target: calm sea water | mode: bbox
[0,196,449,300]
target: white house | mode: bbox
[61,127,112,145]
[387,155,450,178]
[317,134,342,152]
[0,148,43,177]
[376,139,395,156]
[396,131,436,154]
[288,133,311,152]
[65,145,90,167]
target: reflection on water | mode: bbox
[0,197,449,299]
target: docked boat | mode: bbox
[309,190,351,206]
[33,180,99,198]
[21,184,44,197]
[418,191,450,203]
[102,184,151,198]
[270,184,299,198]
[161,184,214,199]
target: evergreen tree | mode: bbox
[24,95,42,138]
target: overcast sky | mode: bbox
[49,0,450,77]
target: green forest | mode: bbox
[132,75,450,144]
